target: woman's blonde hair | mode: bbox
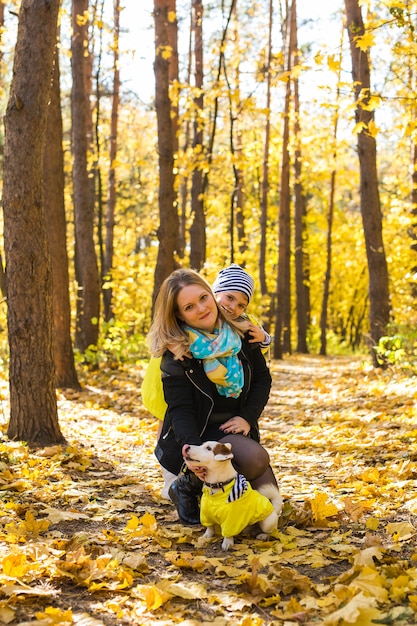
[147,268,246,359]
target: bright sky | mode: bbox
[120,0,344,104]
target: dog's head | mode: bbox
[182,441,234,467]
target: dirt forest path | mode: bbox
[1,354,417,625]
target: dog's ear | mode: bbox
[213,442,234,461]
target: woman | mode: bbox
[148,268,279,525]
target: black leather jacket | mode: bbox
[155,336,272,474]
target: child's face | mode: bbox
[215,290,248,319]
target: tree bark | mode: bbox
[71,0,100,351]
[259,0,273,297]
[344,0,390,357]
[152,0,179,304]
[3,0,65,446]
[44,49,80,388]
[319,35,343,357]
[189,0,205,270]
[274,0,293,358]
[103,0,121,322]
[0,1,6,299]
[292,0,309,353]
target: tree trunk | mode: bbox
[0,1,6,299]
[44,49,80,389]
[411,142,417,296]
[274,1,293,358]
[227,4,246,261]
[153,0,179,303]
[259,0,273,297]
[189,0,205,270]
[71,0,100,351]
[178,23,193,259]
[292,0,309,354]
[3,0,65,446]
[103,0,121,322]
[344,0,390,358]
[320,36,343,357]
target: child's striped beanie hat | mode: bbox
[212,264,255,303]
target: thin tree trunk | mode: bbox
[411,142,417,297]
[274,1,293,358]
[225,5,246,262]
[260,0,273,297]
[344,0,390,359]
[44,50,80,388]
[189,0,205,270]
[94,0,105,304]
[3,0,65,446]
[103,0,120,322]
[292,0,309,353]
[152,0,179,303]
[178,21,193,259]
[72,0,101,351]
[320,33,343,356]
[0,1,6,299]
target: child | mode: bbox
[211,264,271,351]
[141,264,270,499]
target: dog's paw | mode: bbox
[196,536,209,548]
[203,527,215,540]
[222,536,234,551]
[255,532,270,542]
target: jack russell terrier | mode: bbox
[183,441,282,551]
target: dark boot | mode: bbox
[169,470,202,525]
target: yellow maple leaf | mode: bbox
[350,565,389,602]
[241,616,264,626]
[353,121,367,135]
[158,580,207,600]
[310,491,338,523]
[24,511,50,535]
[353,546,384,567]
[354,32,375,52]
[360,467,380,483]
[156,45,172,61]
[389,573,417,602]
[314,52,324,65]
[134,583,172,610]
[408,594,417,611]
[327,55,341,73]
[366,120,379,138]
[35,606,73,624]
[140,511,157,530]
[124,514,139,531]
[365,517,380,531]
[2,553,28,577]
[324,591,381,625]
[386,521,415,541]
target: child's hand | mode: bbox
[247,323,265,343]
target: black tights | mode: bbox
[217,433,279,492]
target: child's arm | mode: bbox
[245,313,271,347]
[247,322,271,347]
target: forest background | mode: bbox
[0,2,417,624]
[0,0,416,446]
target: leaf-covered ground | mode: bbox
[1,355,417,625]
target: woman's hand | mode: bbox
[185,463,207,480]
[220,416,251,436]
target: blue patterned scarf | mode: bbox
[184,322,243,398]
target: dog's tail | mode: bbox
[257,484,283,515]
